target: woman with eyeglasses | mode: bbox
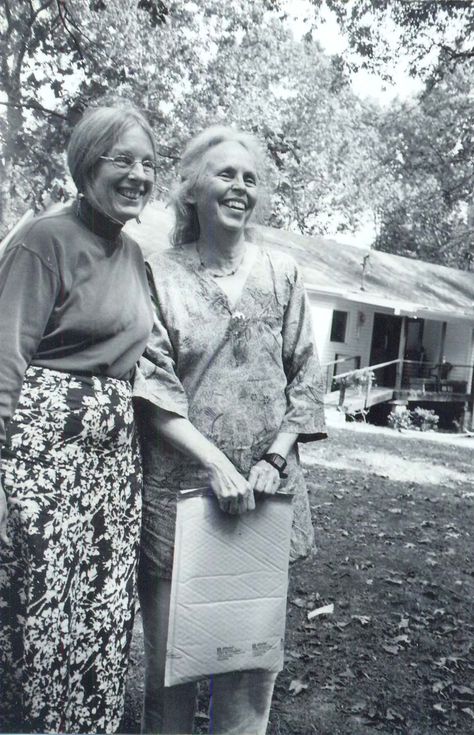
[134,126,327,734]
[0,104,155,734]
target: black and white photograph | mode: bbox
[1,1,474,734]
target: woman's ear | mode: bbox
[181,179,196,205]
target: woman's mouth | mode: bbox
[222,199,246,211]
[117,188,143,201]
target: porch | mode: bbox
[323,356,474,427]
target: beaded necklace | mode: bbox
[197,245,247,278]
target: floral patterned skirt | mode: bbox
[0,366,142,734]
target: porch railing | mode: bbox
[323,358,474,411]
[323,355,361,393]
[331,358,400,409]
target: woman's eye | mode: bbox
[245,176,257,186]
[218,171,232,180]
[115,155,134,166]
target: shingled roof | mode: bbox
[127,203,474,322]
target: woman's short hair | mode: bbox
[67,104,156,195]
[170,125,264,246]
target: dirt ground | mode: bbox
[121,416,474,734]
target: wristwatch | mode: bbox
[262,453,288,479]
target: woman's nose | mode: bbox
[127,161,148,181]
[231,174,245,190]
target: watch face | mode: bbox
[266,453,286,470]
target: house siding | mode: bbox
[308,293,391,388]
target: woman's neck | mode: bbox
[76,197,124,241]
[196,229,247,271]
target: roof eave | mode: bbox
[304,283,474,323]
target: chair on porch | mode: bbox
[428,359,453,391]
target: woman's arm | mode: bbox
[0,234,59,546]
[0,241,59,449]
[146,404,255,514]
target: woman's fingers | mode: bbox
[208,457,254,514]
[248,461,280,495]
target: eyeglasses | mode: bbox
[99,154,156,176]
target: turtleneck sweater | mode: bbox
[0,199,153,445]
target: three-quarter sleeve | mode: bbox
[133,265,189,419]
[0,243,59,444]
[279,262,327,442]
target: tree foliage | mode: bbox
[2,0,473,270]
[325,0,474,83]
[0,0,380,242]
[373,62,474,267]
[0,0,168,227]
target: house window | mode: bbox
[330,310,348,343]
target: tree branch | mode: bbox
[56,0,85,60]
[439,43,474,61]
[1,0,12,27]
[0,99,69,121]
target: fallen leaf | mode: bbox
[351,615,371,626]
[392,634,410,645]
[289,678,309,696]
[382,644,400,655]
[452,685,474,698]
[307,603,334,619]
[386,707,405,722]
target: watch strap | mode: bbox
[262,453,288,479]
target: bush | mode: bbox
[387,407,439,432]
[410,407,439,432]
[387,407,413,431]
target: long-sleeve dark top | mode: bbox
[0,199,153,445]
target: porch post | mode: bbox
[438,321,447,362]
[395,316,408,390]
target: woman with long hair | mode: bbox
[135,125,327,734]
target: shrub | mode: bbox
[410,407,439,432]
[387,406,439,432]
[387,407,413,431]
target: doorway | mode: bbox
[369,313,402,386]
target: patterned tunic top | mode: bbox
[134,243,327,576]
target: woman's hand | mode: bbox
[205,451,255,515]
[248,460,281,496]
[0,478,9,545]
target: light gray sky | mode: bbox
[284,0,423,105]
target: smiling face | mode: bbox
[192,141,259,236]
[87,125,155,223]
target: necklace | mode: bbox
[197,245,247,278]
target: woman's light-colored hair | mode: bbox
[170,125,264,246]
[67,104,156,206]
